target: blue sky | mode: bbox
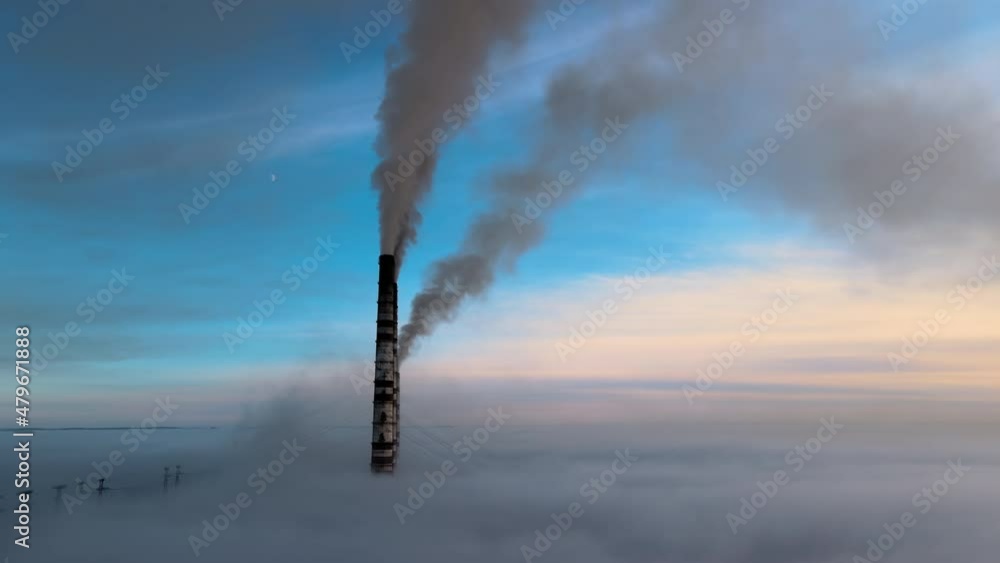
[2,0,998,425]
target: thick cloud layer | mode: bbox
[11,378,1000,563]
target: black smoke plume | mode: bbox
[372,0,536,271]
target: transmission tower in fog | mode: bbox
[52,484,66,505]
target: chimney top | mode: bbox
[379,254,396,283]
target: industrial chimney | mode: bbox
[371,255,398,472]
[393,282,400,459]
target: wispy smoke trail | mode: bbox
[399,0,1000,359]
[372,0,536,270]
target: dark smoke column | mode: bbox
[371,0,535,268]
[371,255,398,472]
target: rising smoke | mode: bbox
[372,0,536,270]
[399,0,1000,359]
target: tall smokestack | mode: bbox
[393,282,400,458]
[371,254,398,472]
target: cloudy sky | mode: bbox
[2,0,998,430]
[3,1,1000,562]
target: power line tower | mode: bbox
[95,478,119,503]
[52,484,66,505]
